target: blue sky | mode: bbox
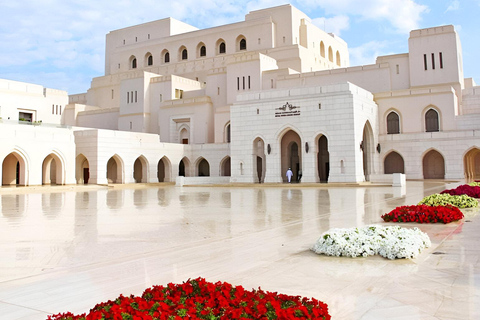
[0,0,478,94]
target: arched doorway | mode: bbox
[2,152,27,186]
[42,153,63,185]
[384,151,405,174]
[179,157,191,177]
[76,154,89,184]
[253,138,265,183]
[133,156,148,183]
[362,122,374,181]
[158,156,171,182]
[423,150,445,179]
[281,130,301,182]
[197,158,210,176]
[317,135,329,182]
[464,148,480,180]
[107,155,123,184]
[220,156,231,176]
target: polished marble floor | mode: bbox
[0,181,478,319]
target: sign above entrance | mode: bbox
[275,102,300,118]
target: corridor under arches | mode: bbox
[107,155,124,183]
[281,130,301,183]
[2,152,27,186]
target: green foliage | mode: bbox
[418,193,478,208]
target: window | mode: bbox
[248,76,250,89]
[159,94,163,102]
[320,41,325,58]
[387,112,400,134]
[52,104,54,114]
[182,49,188,60]
[111,89,114,99]
[148,34,150,39]
[439,52,443,69]
[200,45,206,57]
[424,54,427,70]
[431,53,435,70]
[226,123,231,143]
[396,64,399,74]
[127,92,129,103]
[60,106,62,115]
[283,36,286,43]
[240,39,246,50]
[328,47,333,62]
[237,77,239,90]
[219,42,226,54]
[164,52,170,63]
[132,58,137,69]
[425,109,439,132]
[147,55,153,66]
[217,87,220,95]
[258,38,261,45]
[243,77,245,90]
[135,91,137,103]
[135,37,137,42]
[270,79,273,88]
[131,91,133,103]
[336,51,341,66]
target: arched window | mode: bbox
[240,39,246,50]
[219,42,226,54]
[387,112,400,134]
[147,55,153,66]
[182,49,188,60]
[164,52,170,63]
[200,46,206,57]
[225,123,231,143]
[425,109,439,132]
[131,58,137,69]
[328,47,333,62]
[336,51,341,66]
[320,41,325,58]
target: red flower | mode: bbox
[382,205,464,224]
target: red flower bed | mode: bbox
[47,278,330,320]
[381,205,464,224]
[441,184,480,198]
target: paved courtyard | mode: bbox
[0,181,478,319]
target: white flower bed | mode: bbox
[312,225,431,260]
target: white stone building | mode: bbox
[1,4,480,186]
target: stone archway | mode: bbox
[158,156,171,182]
[253,138,265,183]
[281,130,301,182]
[384,151,405,174]
[362,122,374,181]
[197,158,210,176]
[220,156,231,177]
[317,135,329,183]
[107,155,124,184]
[179,157,191,177]
[464,148,480,180]
[133,156,148,183]
[76,154,89,184]
[2,152,27,186]
[423,150,445,179]
[42,153,64,185]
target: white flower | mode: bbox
[311,225,431,260]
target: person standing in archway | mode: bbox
[286,168,293,183]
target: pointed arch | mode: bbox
[316,133,329,183]
[216,38,226,55]
[280,128,302,183]
[335,50,341,66]
[2,149,29,186]
[362,121,374,181]
[236,35,247,51]
[424,107,440,132]
[179,157,191,177]
[423,149,445,179]
[162,49,170,63]
[129,55,137,69]
[133,155,148,183]
[42,152,65,185]
[386,110,400,134]
[158,156,172,182]
[197,42,207,58]
[220,156,231,177]
[253,137,266,183]
[384,151,405,174]
[195,157,210,176]
[328,46,333,62]
[224,121,231,143]
[320,41,325,58]
[106,154,124,184]
[179,45,188,60]
[145,52,153,66]
[464,147,480,180]
[76,153,90,184]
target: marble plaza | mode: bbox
[0,181,479,319]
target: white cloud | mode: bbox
[312,15,349,36]
[445,1,460,12]
[348,40,390,66]
[297,0,428,34]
